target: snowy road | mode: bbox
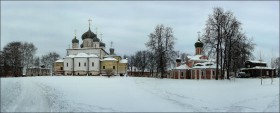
[1,76,279,112]
[1,78,51,112]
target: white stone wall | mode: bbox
[89,57,100,72]
[64,58,73,72]
[74,57,88,71]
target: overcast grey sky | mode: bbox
[1,1,279,64]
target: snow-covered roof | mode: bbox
[174,64,191,70]
[246,60,267,64]
[66,55,76,58]
[27,67,51,69]
[119,59,128,63]
[88,54,98,57]
[75,53,89,58]
[192,61,220,69]
[103,57,117,61]
[187,55,208,62]
[55,59,64,62]
[66,53,99,58]
[241,66,275,70]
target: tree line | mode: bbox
[0,41,60,77]
[128,24,177,78]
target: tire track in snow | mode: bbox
[263,94,279,112]
[134,78,202,112]
[226,94,279,112]
[10,78,51,112]
[36,82,119,112]
[0,80,22,112]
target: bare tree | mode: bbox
[146,50,156,77]
[128,54,135,75]
[134,50,149,76]
[21,42,37,74]
[202,7,255,80]
[0,51,4,76]
[180,52,190,64]
[273,57,280,76]
[146,24,176,78]
[34,57,40,68]
[2,42,23,76]
[41,52,60,75]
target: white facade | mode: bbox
[64,56,74,75]
[61,23,128,76]
[63,53,101,76]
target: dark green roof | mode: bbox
[195,39,203,48]
[93,37,100,42]
[81,28,96,40]
[72,36,79,43]
[100,42,106,47]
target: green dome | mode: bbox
[72,36,79,43]
[81,29,96,40]
[176,58,181,63]
[93,37,100,42]
[195,39,203,48]
[100,42,105,47]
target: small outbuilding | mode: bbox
[240,60,276,78]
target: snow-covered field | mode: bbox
[1,76,279,112]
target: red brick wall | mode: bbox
[206,70,211,79]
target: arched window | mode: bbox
[79,62,81,67]
[67,63,68,67]
[103,66,105,69]
[84,62,86,66]
[113,66,115,69]
[92,62,94,67]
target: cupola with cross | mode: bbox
[195,31,203,55]
[72,30,79,49]
[81,19,94,48]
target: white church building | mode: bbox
[60,19,128,76]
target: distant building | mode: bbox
[240,60,276,77]
[58,19,128,76]
[170,32,221,80]
[127,66,151,77]
[54,59,64,75]
[26,67,51,76]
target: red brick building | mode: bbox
[170,34,221,80]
